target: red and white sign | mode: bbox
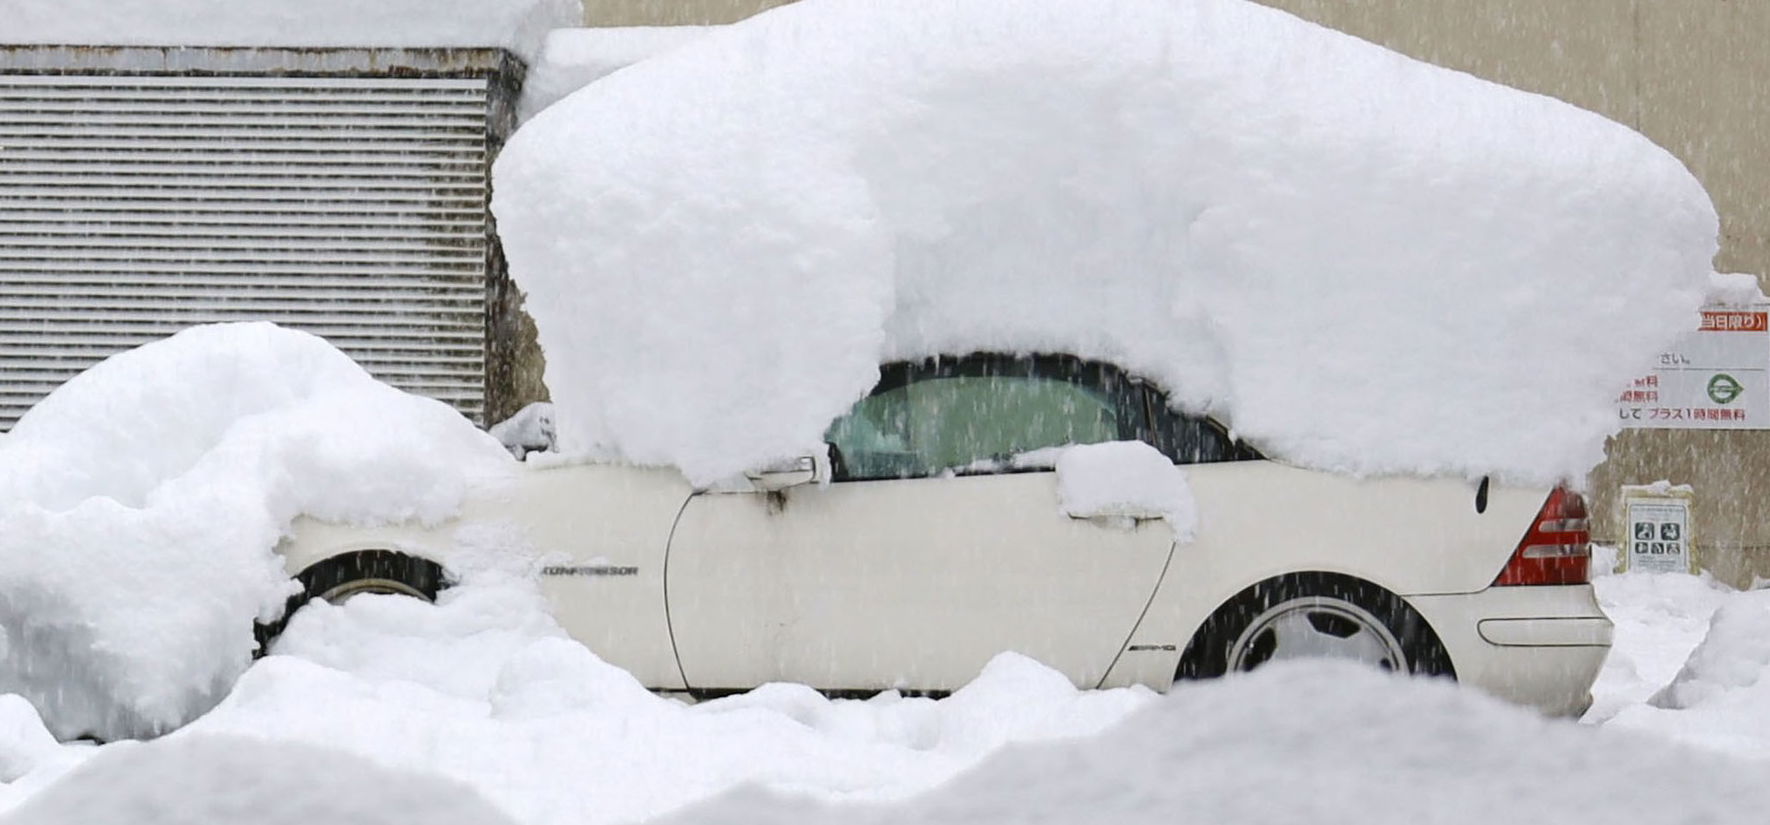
[1617,305,1769,430]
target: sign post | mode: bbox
[1620,484,1695,574]
[1616,305,1769,429]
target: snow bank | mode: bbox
[183,574,1152,825]
[2,734,519,825]
[1583,570,1731,723]
[5,567,1764,823]
[0,0,578,61]
[1707,271,1768,306]
[1597,589,1770,760]
[520,26,718,121]
[495,0,1716,487]
[0,323,513,741]
[0,696,57,784]
[1651,590,1770,710]
[1055,441,1196,537]
[652,663,1766,825]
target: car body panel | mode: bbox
[276,456,1605,713]
[1098,460,1549,689]
[1408,586,1609,716]
[279,463,693,690]
[666,471,1173,691]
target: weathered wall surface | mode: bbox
[581,0,790,26]
[566,0,1770,582]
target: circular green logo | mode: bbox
[1708,373,1744,405]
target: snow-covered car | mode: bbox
[270,353,1611,716]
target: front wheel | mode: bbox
[253,550,445,654]
[1176,572,1453,681]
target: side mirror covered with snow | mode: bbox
[489,402,556,460]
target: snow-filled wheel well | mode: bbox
[254,549,448,654]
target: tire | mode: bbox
[253,550,446,655]
[1175,572,1454,681]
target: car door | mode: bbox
[665,356,1177,693]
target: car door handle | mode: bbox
[1069,513,1153,529]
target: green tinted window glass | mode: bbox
[826,375,1121,479]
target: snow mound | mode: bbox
[1707,271,1768,306]
[520,26,718,121]
[0,0,578,60]
[1,734,519,825]
[0,696,57,784]
[1588,573,1770,760]
[182,576,1152,825]
[0,323,513,742]
[1600,589,1770,759]
[1651,590,1770,709]
[495,0,1715,488]
[1055,441,1196,537]
[652,662,1767,825]
[1583,570,1731,723]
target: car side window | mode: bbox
[826,361,1140,480]
[1141,386,1264,465]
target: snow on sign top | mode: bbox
[494,0,1718,487]
[0,0,579,59]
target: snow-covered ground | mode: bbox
[0,563,1763,824]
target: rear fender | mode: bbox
[1099,461,1549,688]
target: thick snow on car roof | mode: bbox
[495,0,1718,487]
[519,26,719,121]
[0,0,578,60]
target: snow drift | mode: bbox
[649,663,1767,825]
[1603,587,1770,760]
[185,574,1152,825]
[495,0,1716,487]
[0,323,513,742]
[1650,589,1770,711]
[2,558,1766,824]
[1,734,520,825]
[0,0,578,60]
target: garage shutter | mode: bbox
[0,73,490,428]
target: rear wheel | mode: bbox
[254,550,445,654]
[1176,572,1453,680]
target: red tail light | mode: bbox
[1493,486,1591,586]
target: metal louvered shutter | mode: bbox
[0,72,491,427]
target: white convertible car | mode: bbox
[269,353,1611,715]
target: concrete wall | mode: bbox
[569,0,1770,583]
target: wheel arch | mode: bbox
[1101,561,1449,690]
[275,516,451,577]
[1173,569,1455,681]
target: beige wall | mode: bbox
[581,0,792,27]
[572,0,1770,583]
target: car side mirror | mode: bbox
[744,452,830,492]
